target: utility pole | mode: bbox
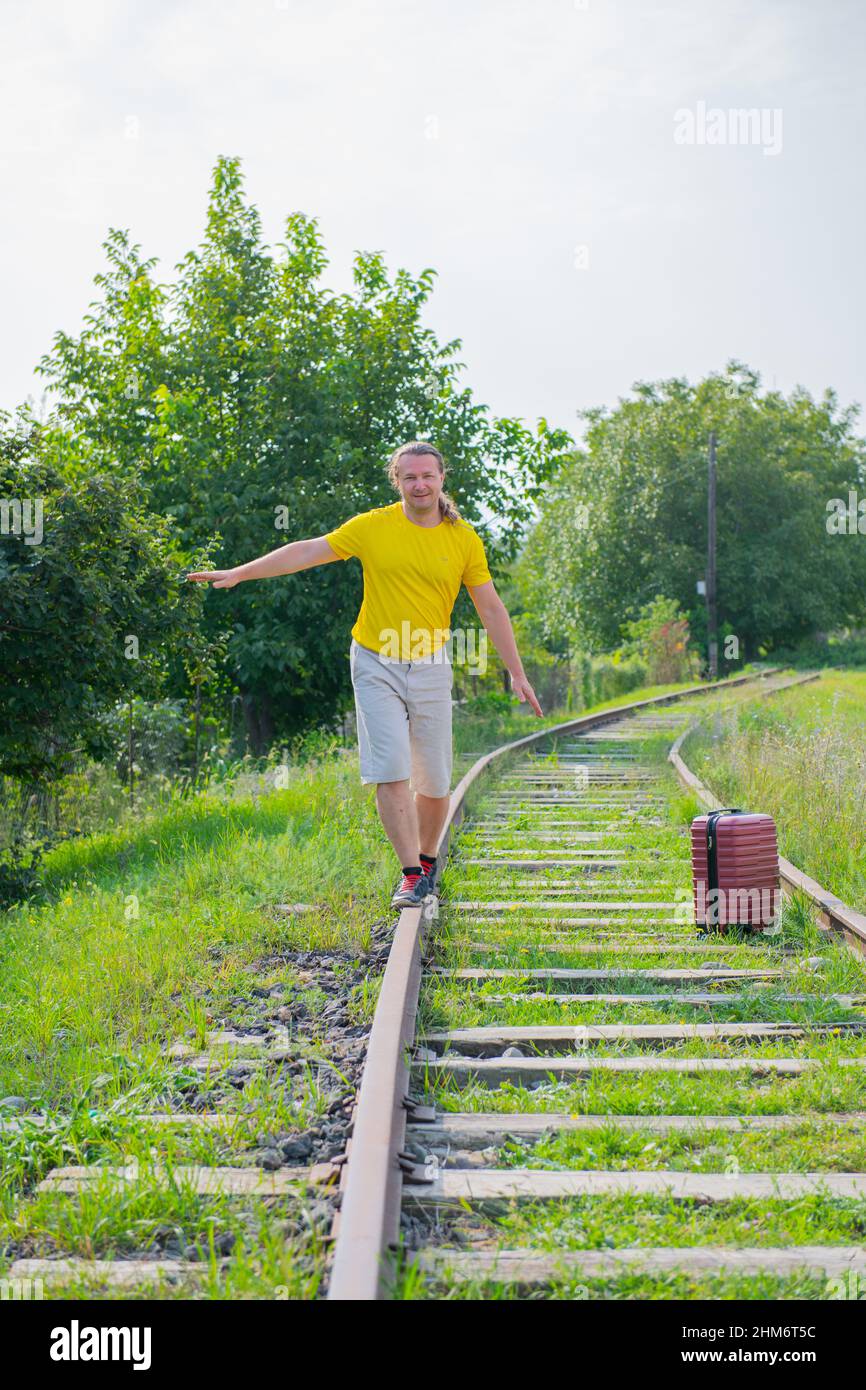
[706,430,718,679]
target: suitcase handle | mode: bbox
[705,808,744,926]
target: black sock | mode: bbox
[402,865,422,877]
[420,853,437,877]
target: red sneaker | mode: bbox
[391,871,433,909]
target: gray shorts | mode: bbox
[349,637,453,797]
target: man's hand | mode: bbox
[186,569,240,589]
[511,672,543,717]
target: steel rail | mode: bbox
[326,665,783,1300]
[668,673,866,959]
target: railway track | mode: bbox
[328,669,866,1301]
[6,668,865,1302]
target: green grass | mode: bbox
[687,671,866,912]
[6,1183,327,1300]
[397,1266,836,1301]
[0,758,388,1103]
[431,1064,866,1116]
[496,1119,866,1173]
[424,1192,866,1252]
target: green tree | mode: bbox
[38,156,571,748]
[516,363,866,660]
[39,231,169,471]
[0,415,191,784]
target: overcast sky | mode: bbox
[2,0,864,440]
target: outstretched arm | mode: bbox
[466,579,543,717]
[186,536,342,588]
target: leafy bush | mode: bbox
[0,837,43,908]
[98,697,221,781]
[569,651,650,709]
[619,595,702,684]
[0,419,196,785]
[766,631,866,670]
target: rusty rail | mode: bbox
[327,665,785,1300]
[669,673,866,959]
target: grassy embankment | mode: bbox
[685,671,866,913]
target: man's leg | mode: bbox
[415,791,451,859]
[406,655,453,869]
[375,779,420,867]
[351,641,415,868]
[350,642,433,908]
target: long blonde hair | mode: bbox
[386,440,460,523]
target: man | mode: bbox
[187,440,542,909]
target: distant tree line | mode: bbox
[513,363,866,663]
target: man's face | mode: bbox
[397,454,443,513]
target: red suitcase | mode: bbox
[690,807,780,933]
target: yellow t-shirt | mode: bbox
[325,501,492,659]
